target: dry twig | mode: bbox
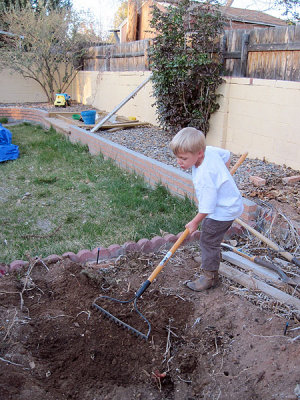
[0,356,29,369]
[3,309,17,341]
[162,318,177,371]
[19,255,45,310]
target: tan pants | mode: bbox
[200,218,234,272]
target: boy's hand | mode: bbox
[185,220,199,234]
[226,157,231,169]
[185,213,208,234]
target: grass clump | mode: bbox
[0,123,196,264]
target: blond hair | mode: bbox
[170,127,206,155]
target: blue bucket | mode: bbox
[81,110,96,125]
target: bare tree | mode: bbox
[0,4,97,102]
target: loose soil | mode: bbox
[1,249,299,400]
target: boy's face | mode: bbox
[176,151,204,170]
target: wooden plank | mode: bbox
[53,112,131,123]
[240,33,250,76]
[86,51,145,60]
[49,111,76,118]
[222,251,285,286]
[80,121,149,130]
[222,25,300,81]
[49,111,105,118]
[295,24,300,42]
[219,263,300,311]
[126,0,138,42]
[56,114,83,126]
[223,51,241,59]
[55,118,148,130]
[248,43,300,51]
[55,114,148,130]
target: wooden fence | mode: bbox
[83,39,150,72]
[223,24,300,81]
[83,25,300,82]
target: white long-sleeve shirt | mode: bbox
[192,146,244,221]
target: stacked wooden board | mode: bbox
[48,111,149,131]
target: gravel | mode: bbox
[96,126,299,185]
[97,126,178,168]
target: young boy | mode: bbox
[170,127,244,291]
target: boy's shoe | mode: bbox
[185,271,219,291]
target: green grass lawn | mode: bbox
[0,123,196,264]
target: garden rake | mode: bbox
[93,152,249,340]
[92,228,190,340]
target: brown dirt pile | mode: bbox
[1,249,299,400]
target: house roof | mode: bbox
[154,1,287,27]
[219,6,287,27]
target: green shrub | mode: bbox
[149,0,224,134]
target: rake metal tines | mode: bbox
[92,229,192,341]
[92,295,151,341]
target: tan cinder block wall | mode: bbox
[0,69,47,103]
[210,77,300,171]
[71,71,300,170]
[1,66,299,170]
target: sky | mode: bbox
[72,0,298,37]
[72,0,121,36]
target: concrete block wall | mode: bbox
[70,72,300,171]
[218,78,300,171]
[0,69,48,103]
[71,71,158,126]
[1,68,300,170]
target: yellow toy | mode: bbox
[54,93,71,107]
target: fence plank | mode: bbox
[240,32,250,76]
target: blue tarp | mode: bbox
[0,124,19,162]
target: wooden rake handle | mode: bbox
[230,152,248,176]
[148,228,190,283]
[135,228,190,298]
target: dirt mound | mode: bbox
[1,250,299,400]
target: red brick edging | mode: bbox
[5,223,245,273]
